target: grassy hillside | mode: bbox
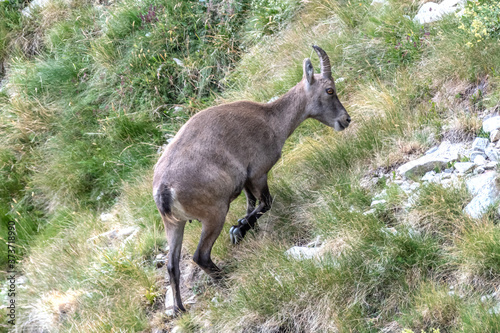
[1,0,500,331]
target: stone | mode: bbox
[472,137,489,152]
[489,303,500,315]
[485,162,498,170]
[414,2,443,24]
[474,154,487,165]
[397,141,463,177]
[425,146,439,155]
[422,171,436,182]
[371,199,387,207]
[381,227,397,235]
[116,226,138,238]
[165,287,174,310]
[481,292,497,303]
[464,172,499,218]
[483,116,500,133]
[100,213,114,222]
[267,96,279,103]
[413,0,465,24]
[363,208,376,216]
[454,162,475,174]
[285,246,322,260]
[490,129,500,143]
[471,151,487,162]
[22,0,50,17]
[172,326,184,333]
[409,182,421,191]
[371,0,388,6]
[475,167,485,174]
[441,173,452,180]
[466,171,497,196]
[172,58,184,67]
[485,147,500,161]
[173,106,184,113]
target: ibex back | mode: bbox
[153,45,350,313]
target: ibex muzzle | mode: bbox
[153,46,350,314]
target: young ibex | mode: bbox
[153,45,350,313]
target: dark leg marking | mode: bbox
[230,184,273,244]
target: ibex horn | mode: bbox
[312,45,332,79]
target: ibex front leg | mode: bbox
[230,176,273,244]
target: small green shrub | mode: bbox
[245,0,300,39]
[458,0,500,47]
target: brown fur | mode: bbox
[152,46,351,313]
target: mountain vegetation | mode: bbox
[1,0,500,331]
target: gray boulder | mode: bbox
[464,172,499,218]
[397,141,463,177]
[483,116,500,133]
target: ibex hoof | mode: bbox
[237,218,248,226]
[229,225,244,244]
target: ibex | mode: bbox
[153,45,350,313]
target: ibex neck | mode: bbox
[267,83,308,147]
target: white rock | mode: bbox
[472,137,489,152]
[466,172,497,196]
[471,151,487,161]
[414,2,443,24]
[413,0,465,24]
[410,182,421,191]
[165,287,174,310]
[464,172,499,218]
[474,154,487,165]
[116,226,138,238]
[454,162,475,174]
[285,246,322,260]
[173,58,184,67]
[371,199,387,207]
[489,302,500,315]
[268,96,279,103]
[397,141,463,177]
[481,292,497,303]
[490,129,500,143]
[485,147,499,162]
[483,116,500,133]
[381,227,397,235]
[363,208,376,216]
[485,161,498,170]
[86,229,118,242]
[173,106,184,113]
[475,167,485,174]
[22,0,50,17]
[422,171,436,182]
[100,213,114,222]
[425,146,439,155]
[441,173,452,180]
[371,0,388,5]
[172,326,184,333]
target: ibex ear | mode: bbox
[303,58,315,85]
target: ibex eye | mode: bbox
[326,88,334,95]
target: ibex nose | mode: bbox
[346,116,351,124]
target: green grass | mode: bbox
[2,0,500,331]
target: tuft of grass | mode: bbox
[398,282,463,332]
[454,220,500,278]
[409,183,471,240]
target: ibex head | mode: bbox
[303,45,351,131]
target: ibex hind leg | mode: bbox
[193,208,227,280]
[163,218,187,314]
[230,176,273,244]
